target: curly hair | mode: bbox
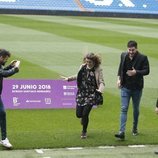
[83,52,101,68]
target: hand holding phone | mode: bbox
[15,61,20,68]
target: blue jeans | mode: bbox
[119,87,142,133]
[0,96,7,140]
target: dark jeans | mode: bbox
[120,87,142,132]
[0,96,7,140]
[76,104,93,133]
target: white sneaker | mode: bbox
[0,138,13,149]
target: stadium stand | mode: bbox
[0,0,157,18]
[80,0,158,14]
[0,0,79,11]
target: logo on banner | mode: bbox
[13,97,20,106]
[26,100,41,103]
[45,98,52,104]
[63,85,77,90]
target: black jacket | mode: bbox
[0,64,19,95]
[118,52,150,90]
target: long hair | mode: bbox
[83,52,101,68]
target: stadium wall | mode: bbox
[0,9,158,19]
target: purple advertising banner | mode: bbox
[2,79,77,109]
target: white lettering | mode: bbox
[85,0,113,6]
[38,85,51,90]
[12,84,19,89]
[20,85,37,90]
[63,92,75,96]
[85,0,135,7]
[120,0,135,7]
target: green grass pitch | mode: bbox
[0,15,157,149]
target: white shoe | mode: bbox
[0,138,13,149]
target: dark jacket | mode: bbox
[118,52,150,90]
[68,64,105,93]
[0,64,19,95]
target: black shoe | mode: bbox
[155,151,158,154]
[115,132,125,140]
[81,132,87,139]
[132,129,138,136]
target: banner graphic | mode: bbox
[2,80,77,109]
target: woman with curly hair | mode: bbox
[62,52,105,139]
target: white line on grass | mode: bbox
[67,147,83,150]
[36,145,146,153]
[35,149,44,154]
[128,145,146,148]
[98,146,115,149]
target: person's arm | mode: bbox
[117,56,122,77]
[117,76,121,89]
[117,53,123,88]
[0,60,20,77]
[4,60,17,70]
[0,67,19,77]
[61,75,77,82]
[97,68,105,93]
[136,56,150,76]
